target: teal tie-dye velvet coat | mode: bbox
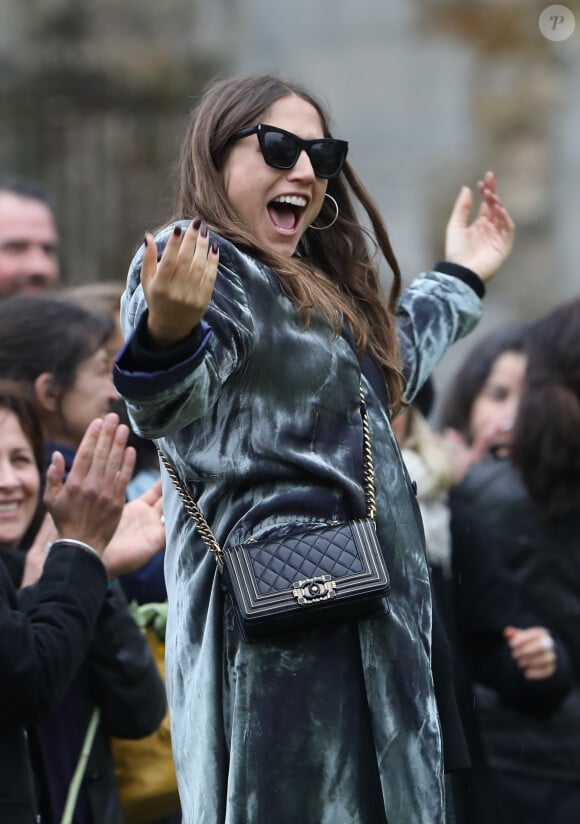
[114,225,482,824]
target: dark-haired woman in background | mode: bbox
[0,297,167,824]
[438,322,527,474]
[448,301,580,823]
[397,363,572,823]
[60,282,167,605]
[0,380,165,823]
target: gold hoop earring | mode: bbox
[309,194,339,231]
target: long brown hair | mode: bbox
[511,299,580,520]
[175,74,405,413]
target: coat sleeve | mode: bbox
[397,269,483,403]
[114,226,256,439]
[85,581,166,739]
[0,546,107,727]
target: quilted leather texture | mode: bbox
[222,519,390,641]
[249,523,365,594]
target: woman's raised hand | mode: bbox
[444,170,515,283]
[141,219,220,348]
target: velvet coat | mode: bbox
[114,227,483,824]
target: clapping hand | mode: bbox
[20,513,58,588]
[445,170,515,283]
[141,219,219,348]
[101,479,165,579]
[43,414,165,578]
[44,413,136,555]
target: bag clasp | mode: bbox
[292,575,337,605]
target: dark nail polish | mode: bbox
[143,234,148,247]
[173,226,182,237]
[192,217,202,230]
[211,242,218,255]
[200,223,208,238]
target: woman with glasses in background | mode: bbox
[114,74,515,823]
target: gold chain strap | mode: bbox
[158,382,376,564]
[359,384,377,520]
[157,451,225,568]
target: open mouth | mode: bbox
[267,195,308,232]
[0,502,20,513]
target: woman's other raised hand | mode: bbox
[445,170,515,283]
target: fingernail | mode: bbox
[173,226,182,237]
[192,217,202,230]
[143,234,148,247]
[211,242,218,254]
[103,413,118,428]
[200,223,208,238]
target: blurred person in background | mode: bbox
[0,383,165,824]
[60,282,166,604]
[438,322,527,473]
[61,281,126,369]
[0,296,168,824]
[392,379,455,583]
[0,175,60,299]
[0,294,118,459]
[397,369,571,823]
[451,299,580,824]
[440,315,580,823]
[60,282,178,823]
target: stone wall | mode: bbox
[0,0,217,285]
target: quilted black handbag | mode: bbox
[158,385,390,642]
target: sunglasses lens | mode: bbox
[259,127,347,178]
[309,142,345,178]
[262,130,299,169]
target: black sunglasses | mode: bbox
[226,123,348,180]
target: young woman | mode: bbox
[113,74,515,823]
[0,382,158,823]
